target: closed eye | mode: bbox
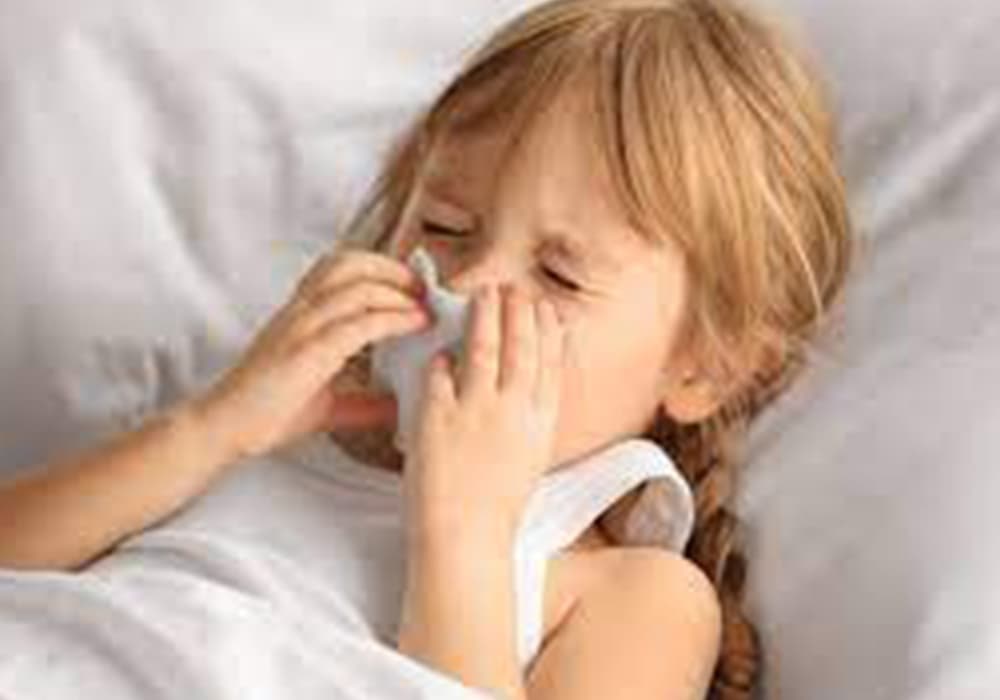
[541,266,581,292]
[421,220,468,237]
[422,219,582,293]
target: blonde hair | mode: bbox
[340,0,854,697]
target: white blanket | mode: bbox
[0,567,488,699]
[0,440,493,699]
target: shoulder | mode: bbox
[596,546,723,634]
[538,542,722,699]
[543,527,722,655]
[562,542,722,628]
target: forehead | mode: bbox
[418,98,652,273]
[420,125,509,201]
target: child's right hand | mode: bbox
[192,248,432,461]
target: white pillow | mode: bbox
[0,0,531,471]
[741,1,1000,698]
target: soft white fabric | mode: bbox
[0,436,491,699]
[0,0,997,699]
[0,429,692,697]
[735,2,1000,699]
[371,246,472,454]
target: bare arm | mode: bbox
[0,247,432,573]
[397,532,721,700]
[397,525,527,700]
[525,548,722,700]
[0,396,239,572]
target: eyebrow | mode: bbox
[538,230,619,276]
[422,181,473,216]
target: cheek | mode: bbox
[550,315,667,442]
[552,323,629,423]
[409,229,471,279]
[546,327,637,466]
[558,324,652,400]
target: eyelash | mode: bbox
[420,221,582,293]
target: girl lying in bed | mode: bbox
[0,1,853,698]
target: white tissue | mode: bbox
[371,246,472,453]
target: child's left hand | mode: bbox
[403,283,566,548]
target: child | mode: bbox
[0,1,853,699]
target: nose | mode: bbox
[438,248,516,298]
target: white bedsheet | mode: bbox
[1,1,998,699]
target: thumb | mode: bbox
[325,391,398,432]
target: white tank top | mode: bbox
[11,431,694,695]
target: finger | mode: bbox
[305,309,431,372]
[422,351,457,411]
[294,279,431,338]
[499,285,537,394]
[293,250,341,296]
[302,249,425,299]
[458,285,501,398]
[535,297,565,409]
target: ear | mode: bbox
[657,328,741,425]
[661,332,786,425]
[659,362,725,425]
